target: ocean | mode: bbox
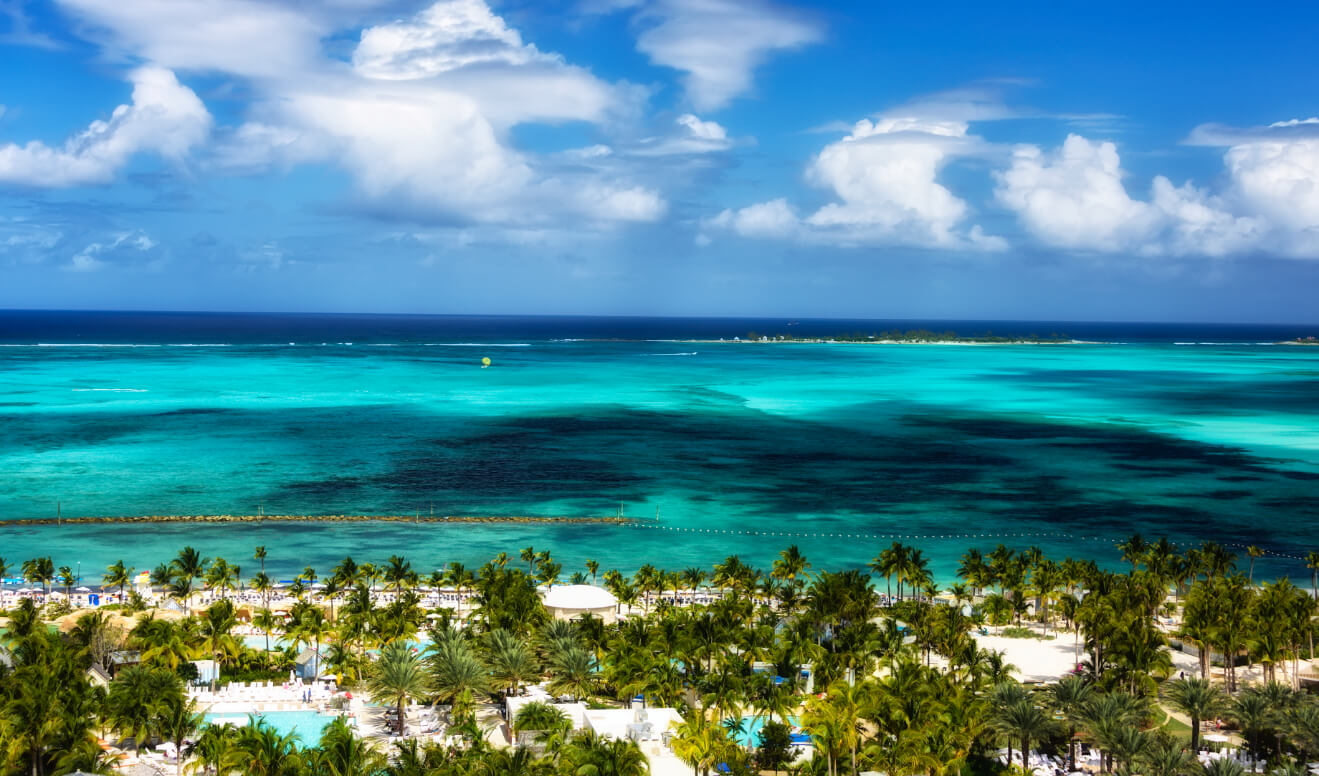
[1,310,1317,583]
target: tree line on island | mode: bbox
[738,329,1072,343]
[1,538,1318,776]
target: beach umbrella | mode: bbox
[76,586,91,592]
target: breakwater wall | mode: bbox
[0,514,636,527]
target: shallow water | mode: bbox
[2,312,1317,583]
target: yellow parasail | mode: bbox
[481,356,492,367]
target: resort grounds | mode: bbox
[0,538,1317,776]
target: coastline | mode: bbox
[673,338,1093,345]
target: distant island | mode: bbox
[1281,336,1319,345]
[687,328,1080,345]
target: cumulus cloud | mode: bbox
[633,0,821,110]
[53,0,663,227]
[710,197,796,238]
[353,0,554,78]
[709,116,1003,250]
[995,135,1160,252]
[676,113,726,141]
[1220,126,1319,243]
[0,66,211,187]
[997,130,1315,258]
[804,118,978,245]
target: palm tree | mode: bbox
[199,599,240,692]
[236,718,303,776]
[104,560,132,605]
[429,641,491,703]
[365,641,431,729]
[1165,677,1224,753]
[57,565,76,598]
[547,644,597,702]
[487,630,541,698]
[155,694,203,776]
[384,555,415,595]
[288,607,330,679]
[168,574,196,616]
[192,723,241,775]
[565,730,650,776]
[21,556,55,596]
[1117,534,1148,571]
[586,559,600,585]
[1141,738,1196,776]
[1246,546,1264,586]
[1203,759,1246,776]
[171,546,209,583]
[1051,674,1094,771]
[1307,551,1319,601]
[671,715,733,776]
[994,697,1054,772]
[107,665,183,754]
[513,701,570,741]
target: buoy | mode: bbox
[481,356,491,367]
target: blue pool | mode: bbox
[242,634,293,651]
[725,715,802,748]
[203,711,337,743]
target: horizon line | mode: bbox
[1,307,1317,329]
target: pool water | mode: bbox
[242,634,293,651]
[203,710,336,744]
[725,715,801,748]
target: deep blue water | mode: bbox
[1,311,1317,582]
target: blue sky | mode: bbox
[2,0,1318,322]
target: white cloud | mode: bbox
[709,116,1002,249]
[1223,135,1319,236]
[351,0,622,128]
[676,113,726,141]
[53,0,663,227]
[64,229,158,272]
[55,0,326,80]
[804,118,976,246]
[711,197,797,238]
[0,66,211,187]
[995,135,1159,252]
[353,0,553,78]
[633,0,821,111]
[997,130,1319,259]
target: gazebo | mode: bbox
[542,585,618,624]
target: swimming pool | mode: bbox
[203,710,337,743]
[725,715,802,748]
[242,634,292,651]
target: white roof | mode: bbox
[543,584,616,610]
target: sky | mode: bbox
[1,0,1318,322]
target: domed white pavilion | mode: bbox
[542,584,618,624]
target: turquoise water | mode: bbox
[203,710,335,743]
[727,715,800,748]
[243,635,290,651]
[2,313,1317,582]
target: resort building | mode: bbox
[541,584,618,624]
